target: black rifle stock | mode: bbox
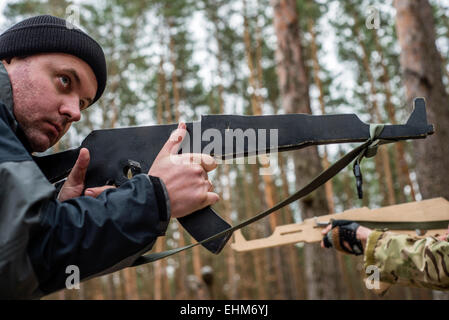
[34,98,434,254]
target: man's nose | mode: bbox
[59,96,81,122]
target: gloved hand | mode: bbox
[320,219,371,256]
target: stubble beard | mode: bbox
[10,63,53,152]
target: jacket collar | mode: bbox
[0,61,15,118]
[0,61,33,152]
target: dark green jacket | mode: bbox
[0,62,170,299]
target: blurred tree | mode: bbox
[271,0,344,299]
[394,0,449,300]
[242,0,288,299]
[394,0,449,207]
[333,1,398,207]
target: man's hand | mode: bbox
[149,122,219,218]
[438,225,449,241]
[320,221,372,254]
[57,148,115,201]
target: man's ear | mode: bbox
[2,56,28,65]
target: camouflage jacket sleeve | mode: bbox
[363,230,449,291]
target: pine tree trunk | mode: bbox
[394,0,449,200]
[394,0,449,300]
[308,20,355,299]
[439,51,449,94]
[234,167,252,300]
[157,58,165,125]
[243,0,287,298]
[191,245,209,299]
[352,18,396,206]
[163,36,189,299]
[271,0,342,299]
[174,229,188,299]
[104,274,117,299]
[161,251,171,299]
[270,94,306,299]
[240,165,268,299]
[123,268,139,299]
[222,164,238,299]
[208,18,239,298]
[250,163,272,298]
[278,155,306,299]
[160,61,173,123]
[137,265,152,299]
[153,239,168,299]
[169,27,181,123]
[271,96,306,299]
[308,18,335,213]
[373,31,416,202]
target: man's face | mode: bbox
[4,53,97,152]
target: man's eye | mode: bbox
[59,76,71,88]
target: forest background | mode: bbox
[1,0,449,300]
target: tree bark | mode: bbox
[122,268,139,299]
[240,165,268,299]
[169,25,181,123]
[308,18,335,213]
[394,0,449,300]
[278,155,306,299]
[271,0,342,299]
[153,239,164,299]
[352,17,396,206]
[208,12,239,299]
[243,0,287,298]
[373,30,416,202]
[394,0,449,201]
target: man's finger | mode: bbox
[207,180,214,192]
[85,185,116,198]
[160,122,187,156]
[202,180,214,192]
[198,154,217,172]
[204,192,220,207]
[438,233,449,241]
[321,224,332,235]
[66,148,90,187]
[180,153,217,172]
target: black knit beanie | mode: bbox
[0,15,107,104]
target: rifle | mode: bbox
[34,98,434,256]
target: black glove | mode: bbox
[322,219,364,255]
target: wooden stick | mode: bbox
[231,198,449,252]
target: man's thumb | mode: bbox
[66,148,90,186]
[161,122,187,155]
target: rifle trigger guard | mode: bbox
[123,159,142,179]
